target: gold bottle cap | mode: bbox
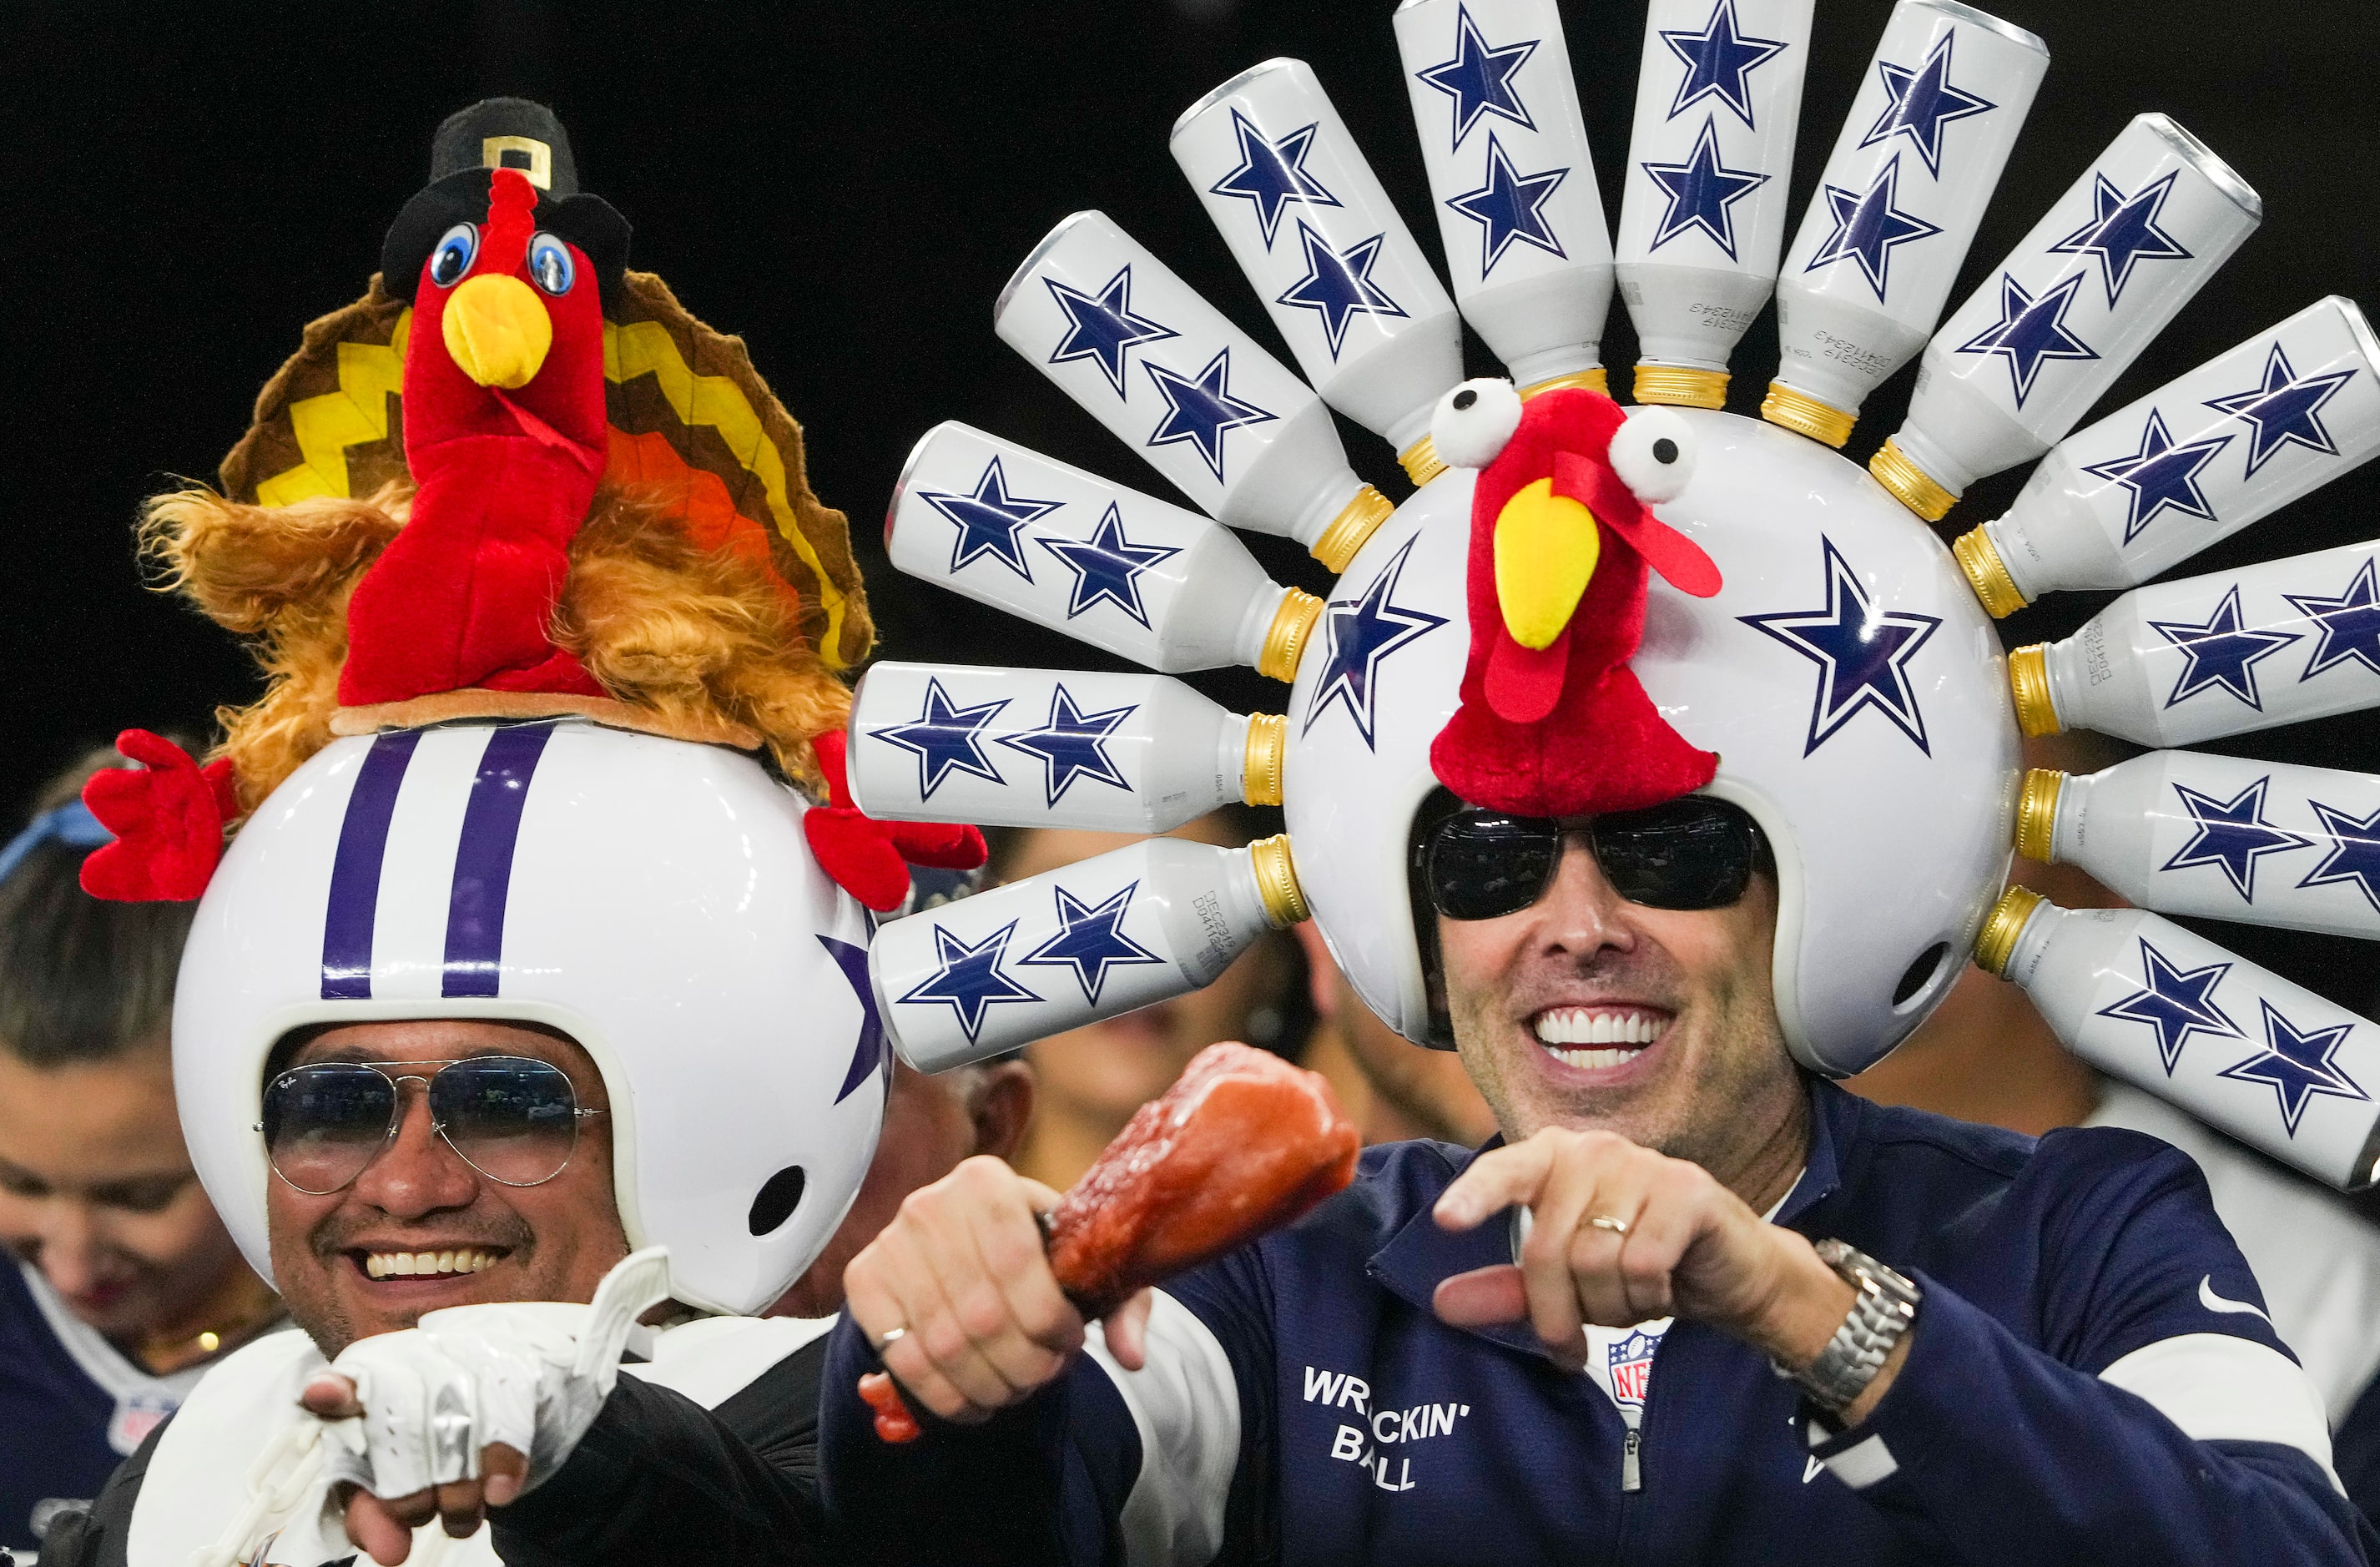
[1242,713,1288,807]
[1631,364,1729,409]
[1868,436,1959,521]
[2007,643,2063,738]
[1519,367,1609,400]
[1313,485,1394,573]
[1248,834,1311,927]
[1400,434,1448,487]
[1258,588,1325,683]
[1952,527,2028,618]
[1973,884,2047,979]
[2014,768,2066,863]
[1758,381,1856,448]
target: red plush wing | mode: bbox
[78,731,232,903]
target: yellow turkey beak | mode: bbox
[441,273,552,389]
[1494,476,1601,649]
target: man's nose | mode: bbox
[1534,834,1637,956]
[349,1081,479,1217]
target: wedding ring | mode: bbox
[873,1324,908,1353]
[1588,1214,1631,1237]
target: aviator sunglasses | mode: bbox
[259,1056,604,1196]
[1422,796,1765,921]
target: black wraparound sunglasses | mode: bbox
[1421,796,1766,921]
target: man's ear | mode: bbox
[967,1061,1037,1162]
[1290,919,1341,1022]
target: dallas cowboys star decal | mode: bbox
[1641,116,1770,259]
[2301,799,2380,914]
[2080,409,2234,546]
[2218,1000,2368,1136]
[996,685,1137,807]
[1858,31,1995,177]
[1143,347,1278,483]
[1276,221,1409,359]
[1302,534,1449,750]
[819,935,886,1103]
[2150,584,2302,710]
[898,920,1042,1045]
[1802,153,1942,301]
[1445,132,1567,274]
[2160,776,2312,902]
[2097,939,2241,1074]
[1019,883,1165,1005]
[870,678,1009,799]
[918,457,1063,581]
[2286,559,2380,681]
[1658,0,1789,127]
[1044,265,1178,399]
[2203,345,2361,477]
[1955,272,2099,407]
[1414,4,1538,150]
[1208,108,1340,248]
[1740,537,1941,757]
[2045,170,2192,307]
[1037,502,1182,627]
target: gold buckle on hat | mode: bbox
[479,135,552,189]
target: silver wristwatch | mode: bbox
[1772,1239,1921,1416]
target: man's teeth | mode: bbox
[363,1248,501,1280]
[1534,1007,1667,1069]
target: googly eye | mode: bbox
[1607,406,1698,504]
[428,223,479,289]
[527,233,576,296]
[1430,378,1523,469]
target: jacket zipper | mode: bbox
[1621,1425,1643,1492]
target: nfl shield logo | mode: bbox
[1607,1327,1665,1409]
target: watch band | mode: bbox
[1772,1239,1921,1415]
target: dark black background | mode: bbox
[5,0,2376,1001]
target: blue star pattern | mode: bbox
[2045,171,2192,307]
[1955,272,2099,407]
[2301,800,2380,913]
[1143,348,1278,483]
[819,935,885,1104]
[1414,4,1538,150]
[2097,940,2241,1074]
[1019,884,1165,1005]
[870,678,1009,799]
[1858,31,1996,178]
[1641,116,1770,260]
[1802,154,1942,301]
[2287,560,2380,681]
[1044,266,1178,399]
[2080,410,2235,547]
[2203,345,2361,477]
[1302,534,1450,750]
[996,686,1137,808]
[1658,0,1789,126]
[898,921,1042,1045]
[2150,585,2302,710]
[2218,1000,2368,1136]
[2160,777,2312,902]
[1445,132,1567,275]
[918,457,1063,581]
[1276,221,1409,359]
[1037,503,1182,627]
[1739,537,1942,757]
[1208,108,1340,248]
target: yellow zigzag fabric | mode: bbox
[257,312,411,508]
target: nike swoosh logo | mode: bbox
[2200,1274,2272,1325]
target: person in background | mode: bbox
[0,744,281,1555]
[1292,921,1495,1147]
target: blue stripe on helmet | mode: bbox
[441,723,557,999]
[320,730,426,1000]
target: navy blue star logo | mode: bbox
[1018,883,1164,1005]
[1445,132,1567,275]
[1208,108,1340,248]
[1037,502,1182,628]
[1276,221,1409,360]
[2045,171,2193,307]
[2287,560,2380,681]
[2096,939,2242,1074]
[1302,534,1450,749]
[819,935,885,1103]
[1802,154,1943,301]
[1044,265,1178,399]
[897,920,1043,1045]
[1955,272,2099,407]
[2302,800,2380,913]
[917,457,1063,582]
[1858,31,1996,178]
[1739,537,1942,757]
[869,677,1009,799]
[2160,776,2312,902]
[2150,585,2302,710]
[2203,345,2361,477]
[2218,1000,2368,1136]
[1641,116,1770,260]
[996,685,1136,807]
[1659,0,1789,126]
[2080,409,2235,546]
[1414,4,1538,150]
[1143,347,1278,482]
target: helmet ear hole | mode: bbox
[1892,942,1953,1008]
[747,1164,808,1236]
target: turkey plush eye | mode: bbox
[527,233,575,296]
[1430,378,1524,469]
[1609,407,1699,504]
[429,223,479,288]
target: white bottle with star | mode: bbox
[1873,113,2262,521]
[1393,0,1614,396]
[847,663,1287,834]
[1171,59,1465,485]
[2015,749,2380,940]
[1765,0,2047,448]
[1977,888,2380,1191]
[1611,0,1813,409]
[1954,296,2380,615]
[2007,537,2380,748]
[994,212,1394,572]
[886,422,1327,683]
[871,834,1310,1072]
